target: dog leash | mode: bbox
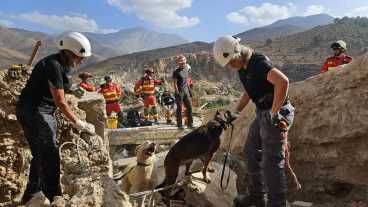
[220,123,234,191]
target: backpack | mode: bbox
[127,109,140,127]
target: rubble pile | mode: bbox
[0,68,132,206]
[0,69,32,206]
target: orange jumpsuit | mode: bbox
[98,83,122,115]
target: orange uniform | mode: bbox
[79,81,95,92]
[320,55,352,73]
[98,83,122,115]
[134,77,162,107]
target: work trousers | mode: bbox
[16,103,61,203]
[175,90,193,126]
[244,102,294,207]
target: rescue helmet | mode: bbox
[104,75,112,81]
[331,40,347,51]
[58,32,91,57]
[176,55,187,64]
[78,72,93,80]
[213,35,242,67]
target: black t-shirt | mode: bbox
[238,53,275,110]
[19,53,71,113]
[173,68,189,92]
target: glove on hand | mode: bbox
[264,111,283,128]
[72,119,96,135]
[225,110,240,123]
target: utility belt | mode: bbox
[255,93,290,110]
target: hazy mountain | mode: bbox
[236,14,335,43]
[267,13,335,29]
[0,26,188,68]
[84,27,188,54]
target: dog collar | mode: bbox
[137,162,152,167]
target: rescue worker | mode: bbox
[213,36,295,207]
[134,67,162,122]
[78,72,95,92]
[161,90,175,123]
[16,32,95,205]
[320,40,352,73]
[98,75,124,127]
[173,55,193,129]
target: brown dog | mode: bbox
[157,110,229,190]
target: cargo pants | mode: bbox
[244,101,295,207]
[16,103,62,203]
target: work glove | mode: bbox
[72,119,96,135]
[225,110,240,123]
[264,111,283,128]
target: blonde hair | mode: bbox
[232,45,253,65]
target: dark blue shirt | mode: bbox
[238,53,274,109]
[19,53,71,112]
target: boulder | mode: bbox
[183,162,237,207]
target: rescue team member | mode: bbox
[173,55,193,129]
[16,32,95,205]
[98,75,124,127]
[320,40,352,73]
[213,36,295,207]
[78,72,95,92]
[161,89,175,123]
[134,67,162,122]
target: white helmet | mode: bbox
[331,40,347,51]
[58,32,91,57]
[213,35,242,67]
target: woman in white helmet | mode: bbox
[213,36,295,207]
[16,32,95,205]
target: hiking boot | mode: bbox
[233,194,266,207]
[177,125,185,130]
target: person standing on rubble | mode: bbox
[173,55,194,129]
[16,32,95,205]
[213,36,295,207]
[98,75,125,128]
[320,40,352,73]
[134,67,163,123]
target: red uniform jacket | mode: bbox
[320,55,352,73]
[79,81,95,92]
[98,83,122,103]
[134,76,162,96]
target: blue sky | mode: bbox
[1,0,368,42]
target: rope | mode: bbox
[220,123,234,191]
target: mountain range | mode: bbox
[0,27,188,68]
[82,16,368,83]
[0,13,339,81]
[236,14,334,43]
